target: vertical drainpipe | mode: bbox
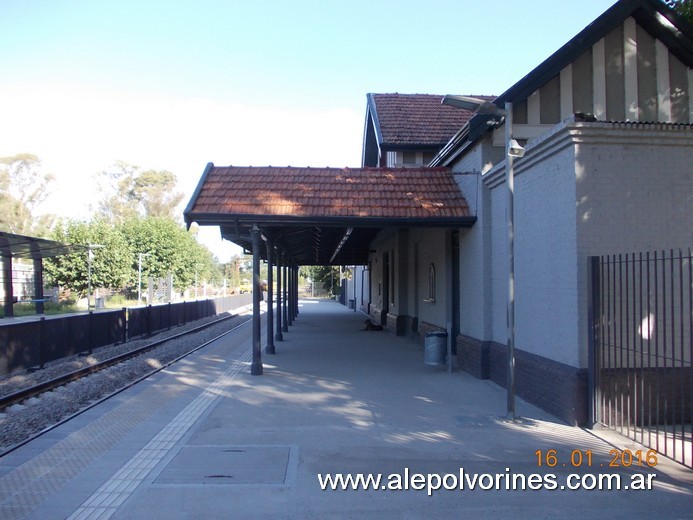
[265,237,275,354]
[250,224,263,375]
[275,249,284,341]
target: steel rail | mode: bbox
[0,312,244,411]
[0,313,256,458]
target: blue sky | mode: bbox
[0,0,617,258]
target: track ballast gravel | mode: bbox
[0,311,252,453]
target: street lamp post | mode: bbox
[442,95,525,419]
[138,252,151,305]
[86,244,105,310]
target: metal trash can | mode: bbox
[348,299,355,310]
[424,332,447,366]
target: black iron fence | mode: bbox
[126,294,252,339]
[590,249,692,468]
[0,293,254,377]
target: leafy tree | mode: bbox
[672,0,693,22]
[96,161,184,221]
[44,219,131,298]
[301,265,340,295]
[120,216,217,293]
[223,256,247,289]
[0,153,56,236]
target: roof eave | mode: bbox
[495,0,693,107]
[183,161,214,229]
[436,0,693,165]
[186,212,476,229]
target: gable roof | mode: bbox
[495,0,693,110]
[184,164,475,265]
[366,93,486,149]
[433,0,693,165]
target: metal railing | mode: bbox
[590,249,692,468]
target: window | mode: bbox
[402,151,417,164]
[426,263,436,303]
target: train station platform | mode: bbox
[0,299,691,519]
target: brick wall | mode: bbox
[485,341,588,426]
[456,334,489,379]
[417,320,446,347]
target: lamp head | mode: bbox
[508,139,526,158]
[442,95,507,116]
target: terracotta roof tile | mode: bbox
[371,93,494,147]
[188,166,471,220]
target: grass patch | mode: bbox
[0,301,81,318]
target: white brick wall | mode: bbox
[467,121,693,369]
[511,141,580,366]
[454,137,502,341]
[573,122,693,367]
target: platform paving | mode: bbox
[0,298,691,519]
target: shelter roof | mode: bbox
[184,164,475,265]
[0,231,89,260]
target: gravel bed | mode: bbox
[0,311,252,453]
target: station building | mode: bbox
[185,0,693,427]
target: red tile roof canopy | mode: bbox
[184,164,476,265]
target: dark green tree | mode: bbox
[301,265,340,295]
[120,217,217,293]
[44,219,131,298]
[670,0,693,22]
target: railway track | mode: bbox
[0,310,255,455]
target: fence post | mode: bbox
[147,304,152,337]
[38,316,45,370]
[587,256,601,428]
[88,310,94,355]
[122,307,127,343]
[168,302,172,331]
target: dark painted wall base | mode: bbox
[457,334,589,426]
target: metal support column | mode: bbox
[33,257,44,315]
[294,266,299,318]
[250,225,263,375]
[282,255,289,332]
[2,256,13,317]
[275,249,284,341]
[265,237,275,354]
[286,262,293,327]
[282,253,289,332]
